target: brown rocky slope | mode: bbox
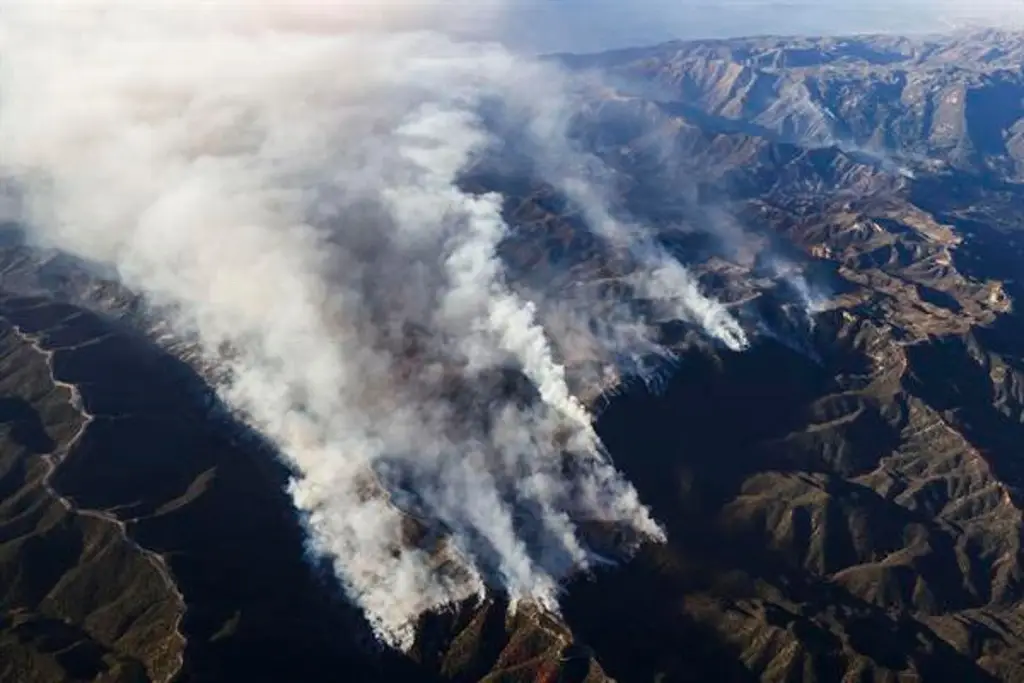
[5,30,1024,683]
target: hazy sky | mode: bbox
[494,0,1024,52]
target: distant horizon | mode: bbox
[543,25,1024,58]
[486,1,1024,54]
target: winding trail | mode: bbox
[8,322,187,683]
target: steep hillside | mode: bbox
[5,29,1024,683]
[560,30,1024,178]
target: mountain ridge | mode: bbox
[5,28,1024,682]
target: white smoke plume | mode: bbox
[559,177,748,352]
[0,0,748,648]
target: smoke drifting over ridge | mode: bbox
[0,0,749,646]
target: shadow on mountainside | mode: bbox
[0,296,434,683]
[566,337,1000,682]
[0,397,56,455]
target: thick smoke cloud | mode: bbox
[0,0,750,647]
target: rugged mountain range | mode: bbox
[559,29,1024,177]
[5,29,1024,682]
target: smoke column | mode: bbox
[0,0,744,647]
